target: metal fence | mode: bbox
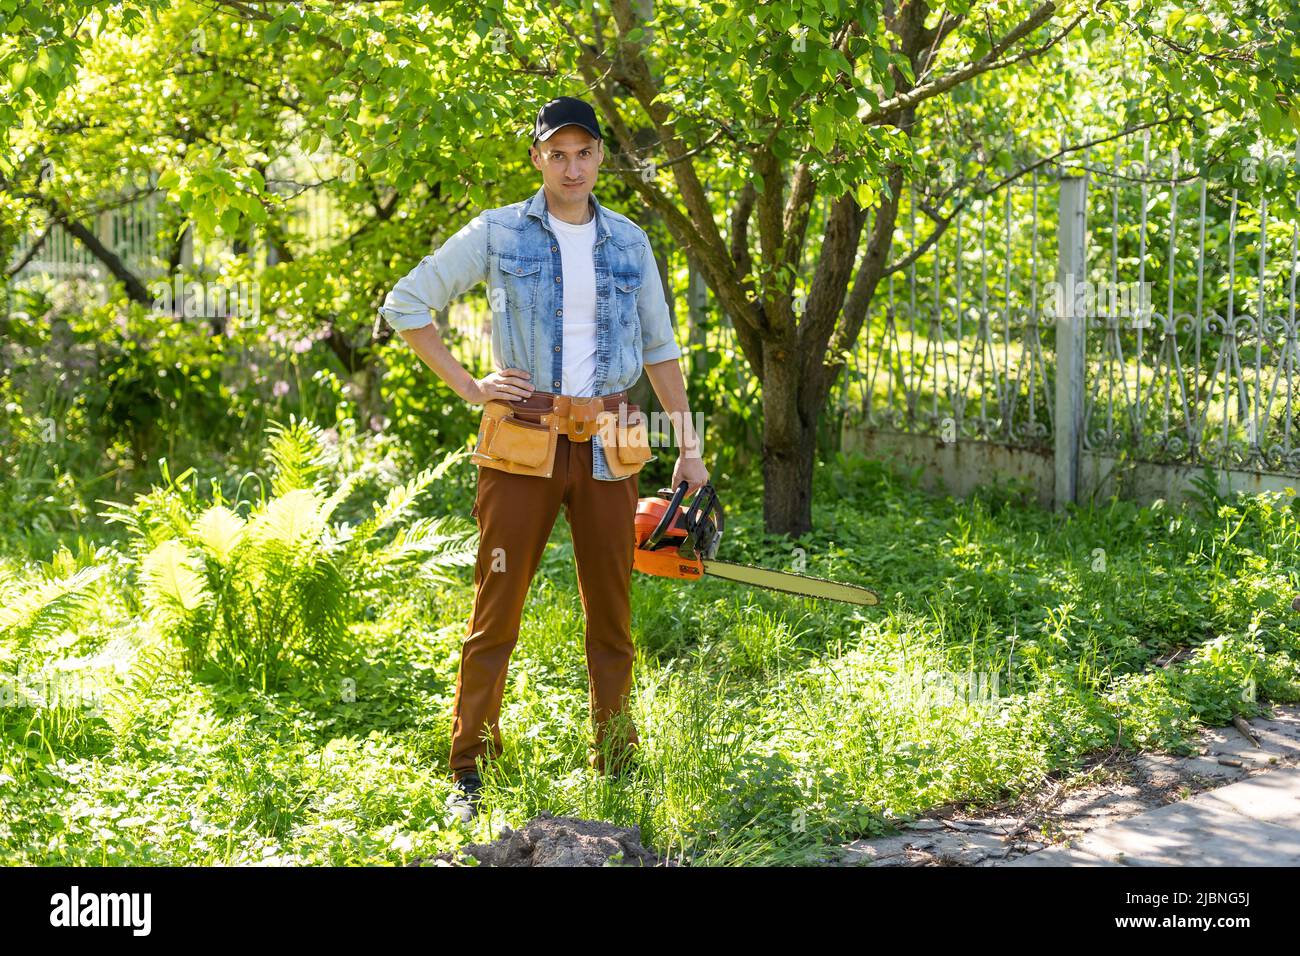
[838,134,1300,497]
[13,135,1300,497]
[1082,148,1300,473]
[7,189,168,291]
[5,168,342,299]
[846,173,1058,448]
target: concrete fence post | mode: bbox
[1054,176,1087,511]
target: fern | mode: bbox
[0,561,117,763]
[140,540,208,616]
[98,637,176,740]
[99,465,199,560]
[318,469,366,526]
[0,564,108,652]
[192,504,246,564]
[366,515,480,583]
[112,423,474,690]
[264,416,336,497]
[246,488,329,550]
[349,450,468,551]
[138,539,212,673]
[351,466,440,548]
[59,621,180,742]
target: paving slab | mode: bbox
[1008,766,1300,867]
[1001,845,1120,867]
[1051,785,1154,823]
[1199,719,1300,765]
[1171,756,1251,783]
[1244,720,1300,752]
[1070,800,1300,867]
[1195,766,1300,828]
[831,706,1300,867]
[1129,753,1192,789]
[927,830,1011,864]
[839,833,917,863]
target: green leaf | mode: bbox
[812,103,835,153]
[220,207,240,235]
[191,204,215,235]
[791,63,817,88]
[826,49,854,77]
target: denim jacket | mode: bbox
[378,184,682,481]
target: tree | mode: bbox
[6,0,1297,534]
[529,0,1298,534]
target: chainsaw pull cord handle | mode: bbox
[644,480,689,551]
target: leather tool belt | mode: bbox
[471,389,654,479]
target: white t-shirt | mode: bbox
[548,211,599,397]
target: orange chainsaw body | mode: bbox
[633,495,705,579]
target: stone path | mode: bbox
[831,704,1300,867]
[1004,767,1300,866]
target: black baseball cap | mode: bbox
[532,96,603,147]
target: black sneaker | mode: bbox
[446,773,483,823]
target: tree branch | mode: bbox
[882,109,1213,277]
[5,224,51,278]
[860,1,1065,126]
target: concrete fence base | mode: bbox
[842,427,1300,509]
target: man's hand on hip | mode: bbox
[468,368,534,404]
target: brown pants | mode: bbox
[450,433,641,781]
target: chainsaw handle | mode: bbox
[645,480,689,550]
[678,482,721,559]
[681,482,713,531]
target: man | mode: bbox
[377,96,709,822]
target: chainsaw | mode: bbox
[633,481,880,606]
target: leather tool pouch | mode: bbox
[597,406,654,479]
[471,400,558,478]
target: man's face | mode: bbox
[530,126,603,204]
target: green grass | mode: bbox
[2,434,1299,866]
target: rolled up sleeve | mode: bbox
[637,232,682,365]
[378,212,488,331]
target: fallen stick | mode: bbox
[1231,714,1261,748]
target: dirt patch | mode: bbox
[415,812,676,867]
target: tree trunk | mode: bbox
[760,337,818,536]
[685,250,708,379]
